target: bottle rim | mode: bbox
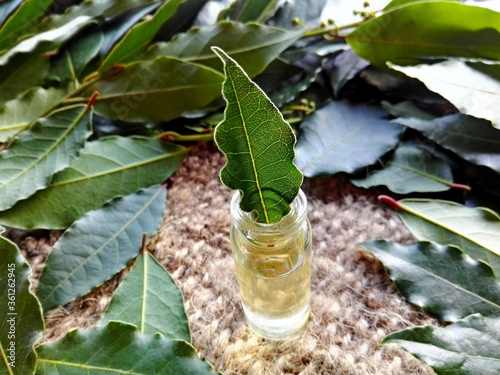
[230,189,308,237]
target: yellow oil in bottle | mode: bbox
[232,233,311,340]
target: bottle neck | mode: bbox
[230,189,308,246]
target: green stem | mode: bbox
[157,131,214,142]
[286,117,305,125]
[390,162,471,191]
[301,19,370,39]
[59,97,89,106]
[42,76,101,116]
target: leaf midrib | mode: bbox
[157,25,302,63]
[96,81,223,101]
[49,147,186,187]
[436,129,500,146]
[0,0,44,47]
[141,252,148,333]
[36,358,143,374]
[401,202,500,256]
[228,66,269,223]
[301,121,364,172]
[348,35,499,53]
[0,341,15,375]
[390,161,450,186]
[388,252,500,311]
[40,187,163,307]
[0,123,29,131]
[187,35,301,63]
[0,105,88,190]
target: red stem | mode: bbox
[86,92,99,109]
[378,195,403,210]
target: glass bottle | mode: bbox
[230,189,312,340]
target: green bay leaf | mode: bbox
[90,56,224,122]
[47,30,104,83]
[100,0,184,72]
[0,16,94,66]
[397,199,500,279]
[352,141,454,194]
[0,104,92,211]
[382,314,500,375]
[40,0,159,29]
[212,47,302,224]
[347,1,500,68]
[0,137,186,229]
[0,52,49,106]
[0,0,53,51]
[0,236,44,375]
[294,100,404,177]
[36,185,167,312]
[360,240,500,322]
[0,0,24,25]
[101,249,190,341]
[219,0,280,22]
[0,86,69,143]
[36,322,219,375]
[393,112,500,173]
[389,60,500,129]
[143,22,305,78]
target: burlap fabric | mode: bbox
[18,145,437,374]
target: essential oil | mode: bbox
[230,190,312,340]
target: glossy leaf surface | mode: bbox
[360,240,500,321]
[220,0,279,22]
[0,0,24,25]
[394,112,500,173]
[98,2,160,59]
[383,314,500,375]
[91,56,223,122]
[213,47,302,223]
[0,86,69,143]
[42,0,160,29]
[0,0,53,51]
[347,2,500,68]
[0,16,94,66]
[352,142,453,193]
[0,236,43,375]
[101,249,190,341]
[47,31,104,82]
[0,137,186,229]
[328,49,370,98]
[295,100,404,177]
[36,322,220,375]
[36,186,167,311]
[390,61,500,129]
[143,21,304,78]
[0,104,92,211]
[397,199,500,278]
[0,53,49,106]
[100,0,184,72]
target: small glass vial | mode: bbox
[230,189,312,340]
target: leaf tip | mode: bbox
[211,46,232,64]
[210,46,224,59]
[378,195,402,209]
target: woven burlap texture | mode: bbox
[26,145,437,374]
[149,146,436,374]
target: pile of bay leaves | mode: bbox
[0,0,498,373]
